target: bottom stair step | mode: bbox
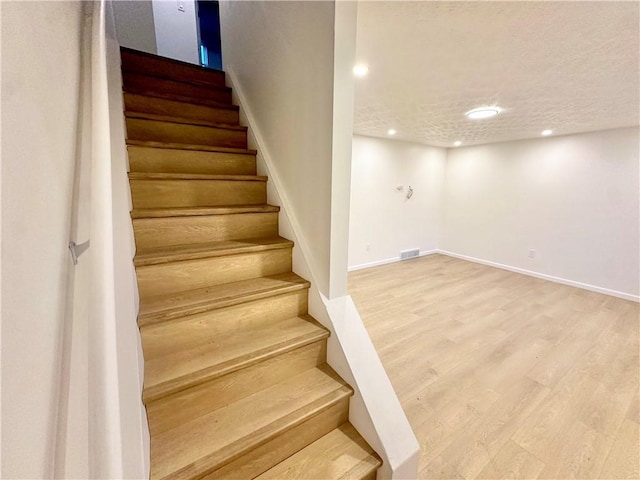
[255,423,382,480]
[150,365,353,480]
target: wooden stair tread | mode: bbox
[134,236,293,266]
[143,315,329,401]
[123,70,232,94]
[122,73,232,106]
[126,116,247,149]
[128,172,266,181]
[131,204,280,219]
[124,91,239,111]
[150,365,352,480]
[122,47,380,480]
[139,272,311,326]
[127,139,257,155]
[255,423,382,480]
[127,145,256,176]
[123,86,230,109]
[121,46,226,88]
[125,111,247,131]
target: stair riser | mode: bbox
[134,212,279,249]
[130,178,267,209]
[126,118,247,149]
[141,291,310,359]
[360,470,378,480]
[128,145,256,175]
[146,341,327,437]
[123,72,232,104]
[203,398,350,480]
[138,274,308,327]
[124,93,239,125]
[121,50,226,87]
[136,248,293,297]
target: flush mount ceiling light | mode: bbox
[541,129,553,136]
[453,141,462,147]
[353,64,369,77]
[387,129,397,135]
[465,106,503,120]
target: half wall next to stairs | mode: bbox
[218,2,420,476]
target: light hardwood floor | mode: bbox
[348,254,639,480]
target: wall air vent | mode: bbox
[400,248,420,260]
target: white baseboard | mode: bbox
[348,249,438,272]
[438,250,639,303]
[348,249,639,302]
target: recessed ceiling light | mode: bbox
[353,64,369,77]
[453,141,462,147]
[387,129,396,136]
[465,106,503,120]
[541,129,553,136]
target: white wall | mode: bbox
[442,127,640,299]
[152,0,199,65]
[61,3,148,477]
[112,0,157,54]
[329,0,358,298]
[349,128,639,299]
[104,2,149,476]
[219,0,336,296]
[348,135,447,270]
[1,2,84,477]
[2,3,148,478]
[112,0,199,65]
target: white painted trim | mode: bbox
[348,250,438,272]
[438,250,640,302]
[322,295,419,480]
[349,249,639,302]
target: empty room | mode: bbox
[3,1,638,479]
[348,2,639,479]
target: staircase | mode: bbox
[120,47,382,480]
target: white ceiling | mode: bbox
[353,1,640,147]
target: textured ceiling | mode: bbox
[354,1,640,147]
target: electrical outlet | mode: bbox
[528,249,536,259]
[366,244,371,252]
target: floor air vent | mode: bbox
[400,248,420,260]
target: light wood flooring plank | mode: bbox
[600,419,640,479]
[348,254,639,480]
[476,440,545,480]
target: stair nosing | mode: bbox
[151,366,353,480]
[131,205,280,219]
[122,70,232,93]
[124,91,240,112]
[126,139,257,155]
[138,275,311,327]
[341,458,383,480]
[121,47,226,85]
[194,387,353,480]
[254,423,382,480]
[125,111,248,132]
[128,172,266,181]
[134,237,294,267]
[143,318,330,403]
[123,86,234,109]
